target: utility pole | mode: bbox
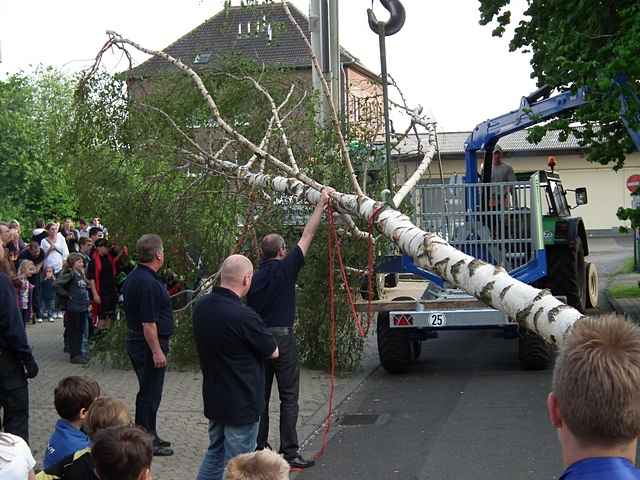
[309,0,340,129]
[328,0,340,117]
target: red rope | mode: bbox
[366,205,385,333]
[313,203,339,460]
[310,202,385,462]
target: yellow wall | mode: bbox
[399,152,640,231]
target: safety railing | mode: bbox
[413,180,538,271]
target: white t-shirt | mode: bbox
[41,234,69,274]
[0,433,36,480]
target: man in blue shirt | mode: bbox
[123,234,174,457]
[548,314,640,479]
[247,188,331,469]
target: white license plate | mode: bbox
[428,312,447,327]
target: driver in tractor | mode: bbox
[490,145,517,209]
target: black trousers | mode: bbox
[126,335,169,438]
[0,352,29,443]
[67,311,87,358]
[257,331,300,459]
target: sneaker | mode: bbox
[36,318,44,323]
[48,317,56,323]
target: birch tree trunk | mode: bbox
[228,162,584,347]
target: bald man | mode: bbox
[192,254,279,480]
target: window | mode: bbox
[193,53,211,65]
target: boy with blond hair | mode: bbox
[224,449,290,480]
[548,314,640,479]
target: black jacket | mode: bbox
[0,272,34,363]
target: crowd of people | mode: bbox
[2,198,640,480]
[0,217,129,365]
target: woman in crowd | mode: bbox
[41,223,69,319]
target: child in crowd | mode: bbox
[92,426,153,480]
[224,450,290,480]
[0,432,36,480]
[55,254,92,364]
[43,376,101,471]
[38,397,131,480]
[41,266,57,322]
[16,260,36,325]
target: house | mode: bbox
[393,130,640,232]
[127,2,382,130]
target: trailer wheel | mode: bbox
[585,262,599,309]
[546,237,586,313]
[377,312,412,374]
[518,329,553,371]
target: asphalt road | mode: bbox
[298,236,632,480]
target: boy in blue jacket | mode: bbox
[43,376,101,470]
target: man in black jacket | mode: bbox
[193,254,278,480]
[247,188,331,469]
[0,244,39,443]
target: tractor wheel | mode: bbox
[585,262,599,309]
[518,329,553,371]
[377,312,412,374]
[546,237,587,313]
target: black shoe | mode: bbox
[70,355,88,365]
[153,446,174,457]
[287,455,315,469]
[154,436,171,448]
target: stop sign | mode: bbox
[627,175,640,192]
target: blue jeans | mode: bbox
[197,420,259,480]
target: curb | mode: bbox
[605,290,625,316]
[298,334,379,454]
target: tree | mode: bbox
[478,0,640,170]
[0,68,78,225]
[81,0,588,353]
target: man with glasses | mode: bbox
[247,188,332,469]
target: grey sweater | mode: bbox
[55,271,90,313]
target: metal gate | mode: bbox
[413,180,538,272]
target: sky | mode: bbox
[0,0,535,132]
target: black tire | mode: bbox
[518,329,553,370]
[545,236,587,313]
[377,312,412,374]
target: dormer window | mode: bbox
[194,53,212,65]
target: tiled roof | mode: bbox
[393,129,584,157]
[128,2,374,78]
